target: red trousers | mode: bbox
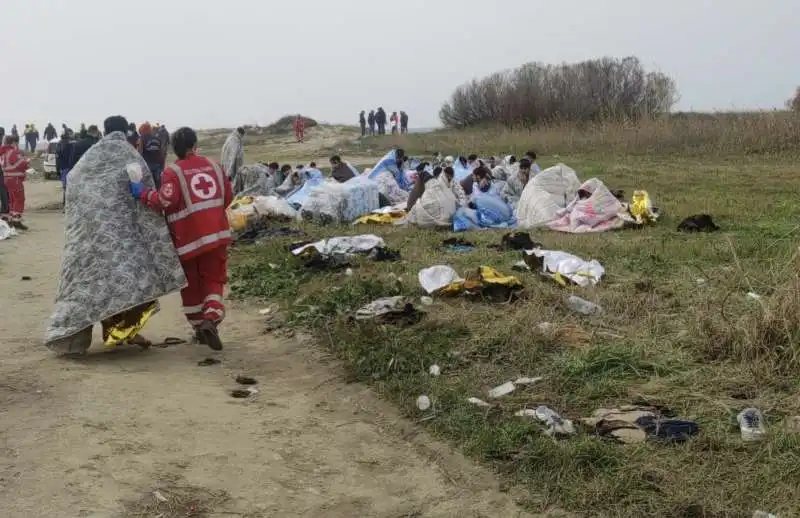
[180,245,228,328]
[295,128,304,141]
[5,177,25,216]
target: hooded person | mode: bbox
[503,158,532,209]
[329,154,356,183]
[138,122,164,187]
[221,127,245,182]
[44,115,187,356]
[0,135,30,224]
[130,126,233,351]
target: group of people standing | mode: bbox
[359,108,409,137]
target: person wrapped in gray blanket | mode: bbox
[221,127,245,182]
[43,115,187,356]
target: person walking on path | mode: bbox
[130,126,233,351]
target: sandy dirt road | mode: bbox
[0,179,536,518]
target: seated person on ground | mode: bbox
[524,150,541,173]
[330,154,355,183]
[467,166,500,206]
[405,163,434,211]
[275,165,306,196]
[460,163,494,196]
[442,166,468,207]
[503,158,532,208]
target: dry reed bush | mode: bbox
[440,57,677,127]
[399,111,800,157]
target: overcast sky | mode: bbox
[1,0,797,132]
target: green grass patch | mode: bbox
[228,152,800,517]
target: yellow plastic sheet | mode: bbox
[630,190,658,224]
[104,301,159,346]
[353,211,407,225]
[437,266,523,296]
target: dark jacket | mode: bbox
[140,134,163,170]
[331,162,355,183]
[69,135,99,169]
[56,139,73,172]
[43,125,58,141]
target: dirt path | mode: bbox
[0,180,537,518]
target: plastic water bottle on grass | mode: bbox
[567,295,602,315]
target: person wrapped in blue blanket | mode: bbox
[453,165,516,232]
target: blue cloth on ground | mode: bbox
[452,189,516,232]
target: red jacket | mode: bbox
[0,145,29,180]
[139,153,233,260]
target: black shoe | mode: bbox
[197,320,223,351]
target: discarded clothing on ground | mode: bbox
[0,219,16,240]
[522,249,605,287]
[235,226,306,245]
[44,132,187,354]
[368,247,401,262]
[441,237,477,253]
[291,234,385,257]
[418,265,523,302]
[581,405,698,444]
[677,214,720,233]
[354,296,424,327]
[487,231,540,251]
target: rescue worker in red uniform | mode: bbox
[0,135,30,224]
[129,127,233,351]
[293,115,305,143]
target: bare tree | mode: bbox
[788,87,800,112]
[439,57,679,128]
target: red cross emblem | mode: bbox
[190,172,218,200]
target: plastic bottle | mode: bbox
[567,295,602,315]
[737,408,766,442]
[126,162,144,183]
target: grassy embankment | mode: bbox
[228,112,800,517]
